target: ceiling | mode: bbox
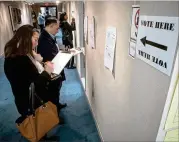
[25,0,61,4]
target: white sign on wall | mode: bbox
[104,27,117,73]
[129,41,137,58]
[84,16,88,42]
[129,5,140,58]
[130,5,140,41]
[136,16,179,76]
[88,16,95,49]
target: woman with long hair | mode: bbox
[4,24,54,119]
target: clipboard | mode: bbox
[51,48,83,75]
[60,50,71,54]
[52,51,73,75]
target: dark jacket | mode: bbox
[37,30,66,81]
[71,22,76,31]
[4,56,51,116]
[45,15,51,21]
[61,21,73,48]
[37,30,58,62]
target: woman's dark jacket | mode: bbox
[60,21,74,48]
[4,55,51,116]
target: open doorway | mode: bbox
[40,6,57,18]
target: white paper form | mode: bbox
[104,27,117,72]
[52,52,73,74]
[89,16,95,49]
[84,16,88,42]
[52,48,83,74]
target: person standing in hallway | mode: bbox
[60,12,76,69]
[37,18,67,114]
[71,17,76,31]
[45,11,51,21]
[32,11,37,28]
[4,25,54,120]
[38,12,45,32]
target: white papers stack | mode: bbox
[70,48,83,56]
[52,52,73,74]
[52,48,83,75]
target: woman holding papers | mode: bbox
[4,25,59,139]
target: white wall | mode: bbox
[85,1,179,141]
[0,1,32,56]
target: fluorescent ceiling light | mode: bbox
[56,0,60,5]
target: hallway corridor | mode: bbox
[0,58,100,142]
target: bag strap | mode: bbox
[29,83,38,141]
[29,83,46,115]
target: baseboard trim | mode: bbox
[76,69,104,142]
[84,91,104,142]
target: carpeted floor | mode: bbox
[0,57,100,142]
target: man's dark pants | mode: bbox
[48,77,62,116]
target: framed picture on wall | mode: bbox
[16,9,22,24]
[8,6,16,31]
[13,8,18,24]
[8,6,21,32]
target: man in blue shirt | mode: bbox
[56,28,63,47]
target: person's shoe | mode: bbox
[39,134,48,141]
[58,116,65,125]
[69,66,76,69]
[58,103,67,109]
[65,64,69,68]
[43,136,60,142]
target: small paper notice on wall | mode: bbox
[104,27,117,73]
[129,41,136,58]
[84,16,88,42]
[88,16,95,49]
[130,5,140,42]
[129,5,140,58]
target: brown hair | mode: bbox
[45,17,58,27]
[4,25,39,58]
